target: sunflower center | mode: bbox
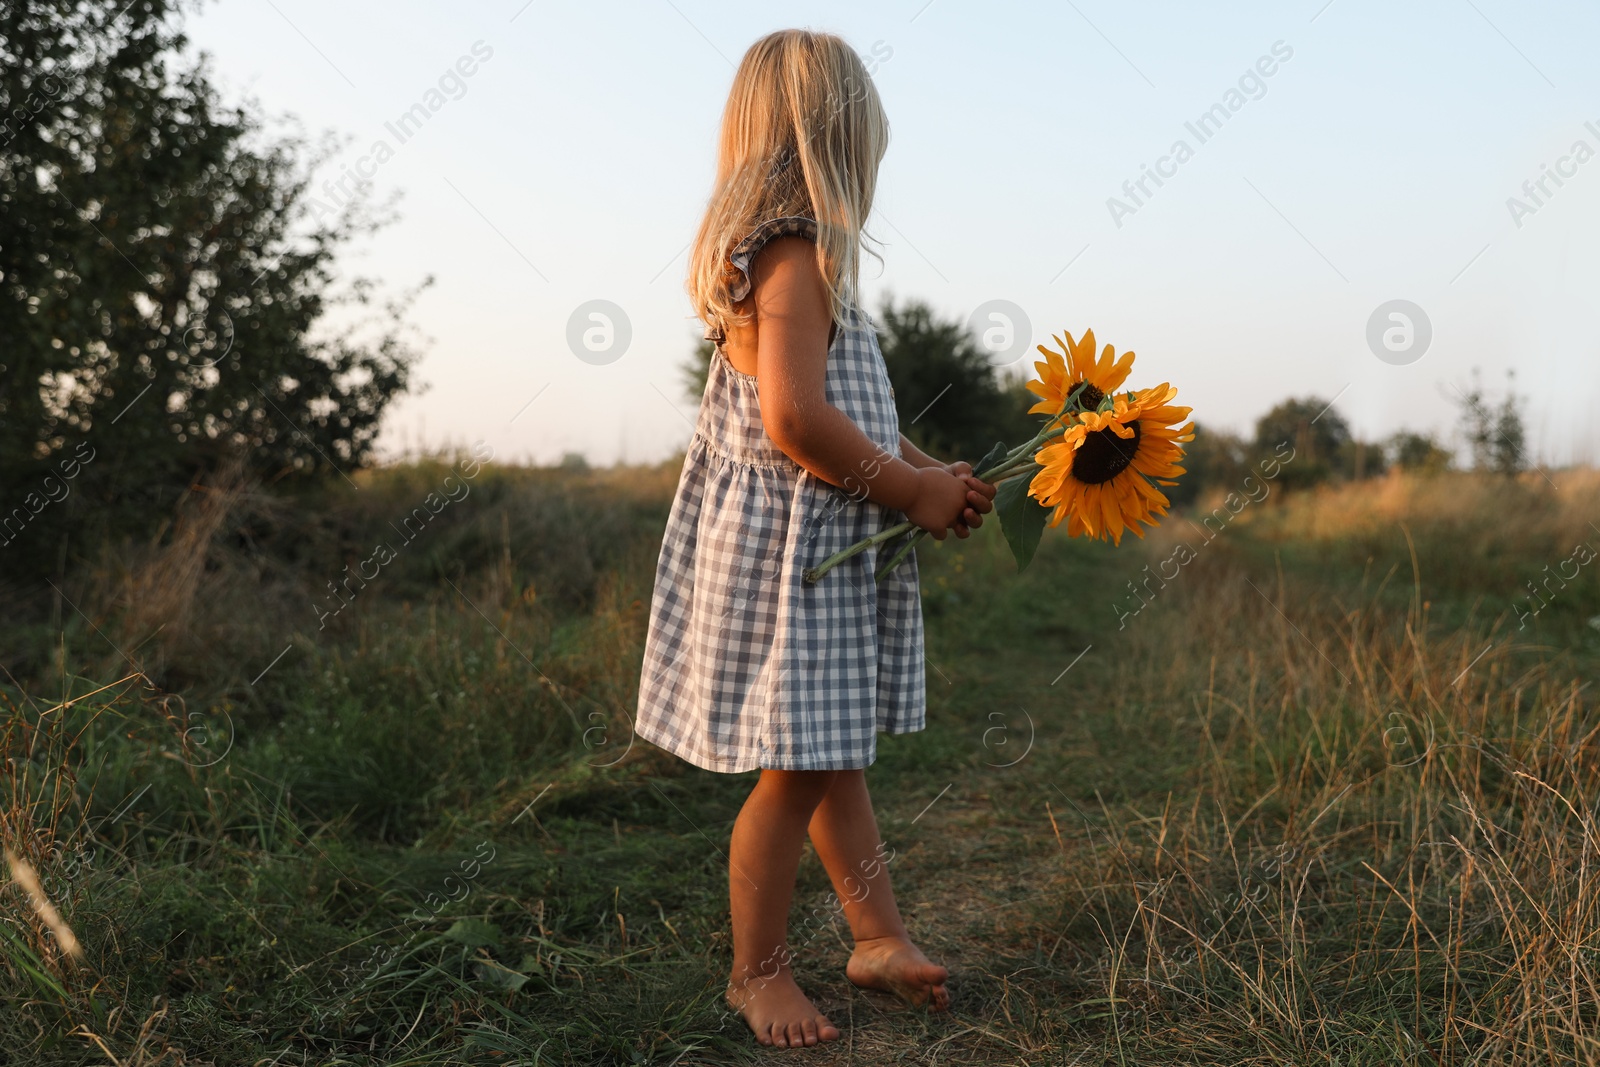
[1071,420,1141,485]
[1076,384,1106,410]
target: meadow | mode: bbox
[3,458,1598,1066]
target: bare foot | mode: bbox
[725,969,841,1048]
[846,935,951,1011]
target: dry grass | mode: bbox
[1085,616,1598,1061]
[1008,470,1600,1064]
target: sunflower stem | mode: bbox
[981,459,1042,484]
[802,520,915,583]
[976,425,1068,482]
[874,530,925,582]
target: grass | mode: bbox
[2,460,1598,1064]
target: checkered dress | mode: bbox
[634,216,926,773]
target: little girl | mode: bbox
[635,29,996,1049]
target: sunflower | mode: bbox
[1025,328,1137,418]
[1028,383,1194,545]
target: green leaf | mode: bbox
[444,918,501,949]
[971,440,1008,475]
[473,959,531,991]
[0,921,68,1003]
[995,465,1048,572]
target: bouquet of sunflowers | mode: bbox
[804,328,1194,583]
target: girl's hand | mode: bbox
[943,461,997,538]
[906,466,989,540]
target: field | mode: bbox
[3,459,1599,1065]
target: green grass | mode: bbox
[3,464,1598,1064]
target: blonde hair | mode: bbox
[687,30,889,334]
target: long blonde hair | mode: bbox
[688,30,889,333]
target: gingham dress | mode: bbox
[634,216,926,773]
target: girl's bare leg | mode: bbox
[807,769,951,1010]
[726,768,843,1047]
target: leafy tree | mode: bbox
[681,337,715,403]
[1388,430,1453,474]
[1164,423,1248,506]
[1252,396,1352,489]
[0,0,424,568]
[874,298,1035,464]
[1335,438,1388,480]
[1452,369,1526,475]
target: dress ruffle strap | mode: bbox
[727,216,819,302]
[704,216,820,343]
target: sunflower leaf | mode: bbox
[971,440,1008,476]
[995,466,1049,572]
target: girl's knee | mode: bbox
[760,767,839,801]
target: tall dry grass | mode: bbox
[1051,470,1600,1064]
[1238,466,1600,600]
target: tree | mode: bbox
[1252,396,1352,489]
[681,337,714,403]
[874,298,1035,464]
[1164,423,1248,506]
[1451,369,1526,475]
[0,0,424,567]
[1388,430,1453,474]
[1335,437,1388,481]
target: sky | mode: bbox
[182,0,1600,468]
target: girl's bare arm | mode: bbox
[748,237,992,540]
[898,435,941,470]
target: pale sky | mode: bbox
[185,0,1600,468]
